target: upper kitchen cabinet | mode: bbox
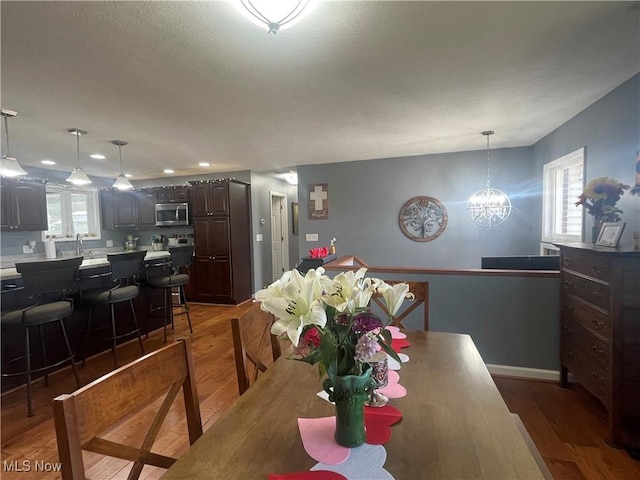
[100,190,138,230]
[0,179,48,231]
[192,182,229,217]
[137,189,158,228]
[156,186,190,204]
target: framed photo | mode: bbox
[595,222,625,247]
[291,202,299,235]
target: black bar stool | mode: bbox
[81,250,146,368]
[1,257,83,416]
[146,245,194,343]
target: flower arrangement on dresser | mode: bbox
[575,177,630,242]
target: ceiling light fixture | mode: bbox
[235,0,320,34]
[164,169,175,174]
[65,128,92,185]
[90,154,106,160]
[111,140,133,190]
[198,162,210,167]
[466,130,511,227]
[41,160,56,165]
[0,108,28,177]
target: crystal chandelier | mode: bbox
[235,0,320,34]
[111,140,133,190]
[467,131,511,227]
[66,128,92,185]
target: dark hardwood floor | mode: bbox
[1,302,638,479]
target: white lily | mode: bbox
[377,282,415,319]
[321,268,374,313]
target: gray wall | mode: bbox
[297,147,539,268]
[533,74,640,246]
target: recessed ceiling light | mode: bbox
[124,173,132,178]
[90,154,106,160]
[41,160,56,165]
[164,169,175,174]
[198,162,210,167]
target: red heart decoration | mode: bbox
[364,404,403,445]
[391,338,411,352]
[269,471,346,480]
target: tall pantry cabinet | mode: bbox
[188,179,252,304]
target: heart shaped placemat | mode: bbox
[391,338,411,352]
[269,470,347,480]
[311,443,394,480]
[378,370,406,399]
[385,326,407,339]
[364,404,403,445]
[298,417,351,465]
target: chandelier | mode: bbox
[235,0,320,34]
[467,131,512,227]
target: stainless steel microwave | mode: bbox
[155,203,189,226]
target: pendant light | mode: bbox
[235,0,320,34]
[0,108,28,177]
[467,130,512,227]
[111,140,133,190]
[65,128,91,185]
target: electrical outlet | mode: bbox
[106,240,114,247]
[305,233,318,242]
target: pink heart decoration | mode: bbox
[391,338,411,352]
[297,417,351,465]
[378,370,407,399]
[385,326,407,339]
[364,404,403,445]
[269,471,347,480]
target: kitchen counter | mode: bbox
[0,250,170,281]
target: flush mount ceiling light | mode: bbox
[235,0,320,34]
[111,140,133,190]
[90,154,106,160]
[467,130,512,228]
[65,128,92,185]
[1,108,28,177]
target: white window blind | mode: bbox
[542,148,584,243]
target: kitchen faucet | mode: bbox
[75,233,83,256]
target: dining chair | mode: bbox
[371,280,429,330]
[53,338,202,480]
[81,250,147,368]
[230,302,282,395]
[1,257,83,416]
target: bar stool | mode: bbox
[81,250,146,368]
[1,257,83,416]
[146,245,194,343]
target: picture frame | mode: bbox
[291,202,299,235]
[595,222,625,247]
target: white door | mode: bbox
[270,193,289,281]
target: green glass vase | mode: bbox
[323,367,375,447]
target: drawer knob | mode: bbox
[591,320,605,330]
[590,265,602,275]
[563,258,573,266]
[563,281,573,291]
[563,303,574,312]
[591,345,604,356]
[562,324,573,333]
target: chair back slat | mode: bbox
[107,251,146,281]
[53,339,202,480]
[16,257,83,296]
[231,303,282,395]
[169,245,195,269]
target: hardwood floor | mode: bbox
[1,302,638,479]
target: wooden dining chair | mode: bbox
[53,338,202,480]
[230,302,282,395]
[372,280,429,330]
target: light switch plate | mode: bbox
[306,233,319,242]
[256,234,263,242]
[106,240,114,247]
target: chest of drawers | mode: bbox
[557,244,640,447]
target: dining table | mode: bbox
[161,330,545,479]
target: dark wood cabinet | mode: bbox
[0,179,48,231]
[100,190,138,230]
[156,187,190,204]
[188,180,251,304]
[558,243,640,447]
[137,190,157,228]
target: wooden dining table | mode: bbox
[161,331,545,479]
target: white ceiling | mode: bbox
[1,1,639,181]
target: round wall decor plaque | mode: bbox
[398,196,448,242]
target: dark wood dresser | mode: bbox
[557,243,640,447]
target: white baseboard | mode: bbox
[486,364,560,381]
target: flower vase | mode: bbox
[592,219,603,243]
[323,368,375,447]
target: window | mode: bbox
[41,186,101,240]
[541,148,584,244]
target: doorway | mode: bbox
[270,192,289,282]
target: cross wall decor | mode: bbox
[308,183,328,220]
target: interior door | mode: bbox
[270,193,288,282]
